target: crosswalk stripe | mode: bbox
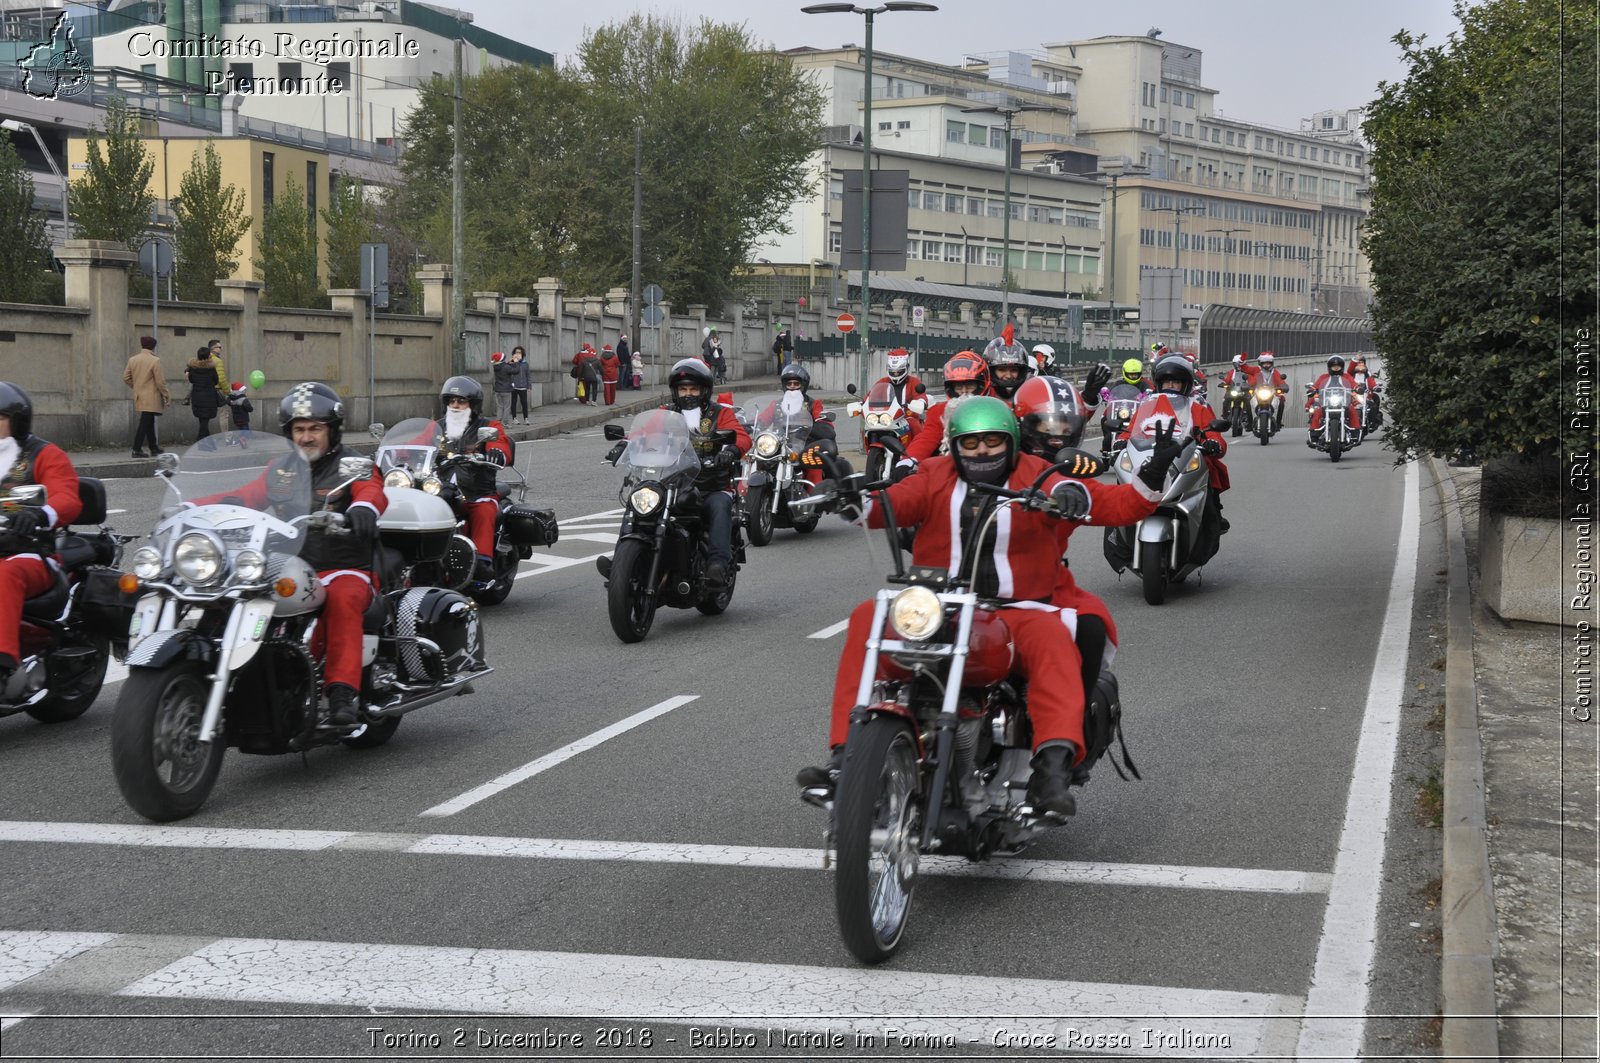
[0,821,1331,895]
[514,551,610,579]
[807,618,851,639]
[0,930,1307,1056]
[558,508,625,525]
[0,931,116,992]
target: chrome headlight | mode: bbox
[420,475,442,495]
[384,468,414,489]
[754,433,781,460]
[173,531,225,585]
[629,484,663,515]
[889,586,943,642]
[865,412,893,428]
[1255,386,1274,402]
[234,549,266,583]
[1325,393,1346,408]
[131,545,163,581]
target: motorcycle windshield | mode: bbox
[742,393,814,453]
[162,431,314,550]
[1126,395,1195,450]
[618,409,701,482]
[376,418,442,477]
[863,379,899,411]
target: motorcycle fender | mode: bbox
[1137,515,1174,544]
[857,702,926,757]
[224,597,277,671]
[123,627,217,672]
[747,470,772,490]
[128,592,163,652]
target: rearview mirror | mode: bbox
[338,456,375,481]
[476,426,499,443]
[603,424,626,441]
[846,383,858,395]
[368,423,386,439]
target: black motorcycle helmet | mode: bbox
[668,357,714,412]
[440,375,484,418]
[779,362,810,392]
[1327,356,1347,375]
[278,381,345,449]
[0,382,34,444]
[1150,354,1195,395]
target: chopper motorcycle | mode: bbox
[736,392,830,547]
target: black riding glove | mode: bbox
[482,448,507,467]
[1048,481,1092,521]
[890,459,917,483]
[1200,437,1222,457]
[5,506,46,537]
[1083,362,1112,398]
[344,505,379,541]
[715,447,740,470]
[604,442,626,465]
[1135,419,1183,492]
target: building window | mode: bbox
[1225,131,1234,145]
[923,191,942,210]
[262,152,274,207]
[878,121,891,131]
[1184,123,1193,138]
[140,63,156,76]
[987,200,1004,218]
[1212,128,1220,142]
[277,61,301,83]
[896,120,911,129]
[984,247,1003,267]
[1186,92,1195,108]
[967,197,982,215]
[946,120,965,143]
[230,62,254,91]
[968,123,987,146]
[327,61,349,91]
[1160,86,1168,102]
[990,127,1006,150]
[946,193,963,212]
[831,179,844,201]
[945,242,962,263]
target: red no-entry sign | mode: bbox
[836,313,856,333]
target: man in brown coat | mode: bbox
[123,335,170,457]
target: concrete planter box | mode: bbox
[1478,510,1571,625]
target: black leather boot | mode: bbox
[325,684,360,728]
[1026,742,1079,819]
[796,746,845,792]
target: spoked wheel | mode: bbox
[606,538,658,643]
[834,716,922,964]
[26,636,109,723]
[746,487,774,547]
[110,662,226,821]
[1141,548,1169,606]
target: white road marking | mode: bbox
[0,929,1294,1056]
[514,551,610,579]
[1296,460,1421,1060]
[0,930,115,992]
[558,508,625,525]
[104,660,128,685]
[560,532,620,545]
[0,821,1331,895]
[417,694,701,817]
[807,618,851,639]
[1,1012,34,1032]
[104,508,126,515]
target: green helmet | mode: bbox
[945,395,1020,485]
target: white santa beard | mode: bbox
[444,410,471,438]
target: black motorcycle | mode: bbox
[0,478,135,724]
[111,433,493,821]
[1221,376,1251,437]
[596,410,744,642]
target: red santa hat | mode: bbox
[491,351,504,363]
[603,344,614,352]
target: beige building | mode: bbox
[66,134,333,285]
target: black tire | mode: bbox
[341,715,401,749]
[696,561,736,616]
[1329,439,1343,463]
[834,716,921,964]
[747,487,774,547]
[606,538,658,643]
[864,448,887,484]
[26,636,109,723]
[110,662,226,822]
[790,500,821,535]
[1257,412,1272,445]
[1141,547,1168,606]
[468,551,516,606]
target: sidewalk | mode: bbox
[1436,462,1597,1060]
[61,374,818,479]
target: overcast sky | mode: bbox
[452,0,1463,131]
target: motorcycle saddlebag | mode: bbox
[74,565,138,645]
[503,504,559,548]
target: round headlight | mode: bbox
[234,549,266,583]
[754,433,781,460]
[131,545,162,581]
[866,412,892,428]
[1255,387,1274,402]
[421,476,442,495]
[629,485,662,515]
[173,532,224,585]
[889,586,943,642]
[384,468,414,489]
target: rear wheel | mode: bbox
[1141,548,1169,606]
[468,551,516,606]
[27,636,109,723]
[606,538,658,643]
[110,661,226,822]
[341,715,401,749]
[746,487,774,547]
[834,716,921,964]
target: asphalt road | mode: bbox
[0,419,1449,1060]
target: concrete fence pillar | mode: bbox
[58,239,136,446]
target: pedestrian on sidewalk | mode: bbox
[508,346,531,423]
[616,334,633,390]
[772,323,794,371]
[572,344,602,405]
[600,344,620,405]
[224,381,253,445]
[185,345,222,441]
[207,339,228,409]
[122,335,169,457]
[490,352,514,423]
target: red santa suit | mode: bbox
[0,436,83,669]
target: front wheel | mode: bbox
[1141,547,1169,606]
[864,448,887,484]
[834,716,922,964]
[110,661,226,821]
[606,538,658,643]
[1329,439,1343,463]
[26,636,109,723]
[1257,412,1273,445]
[789,497,821,535]
[746,487,774,547]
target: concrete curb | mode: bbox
[1428,456,1501,1060]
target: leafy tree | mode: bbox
[0,132,54,303]
[397,15,824,308]
[1363,0,1596,477]
[322,175,375,291]
[71,97,155,247]
[171,141,251,302]
[253,175,321,308]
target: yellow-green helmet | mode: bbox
[1121,358,1144,383]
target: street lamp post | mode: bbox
[1087,161,1147,362]
[2,119,69,240]
[803,2,939,396]
[960,99,1051,328]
